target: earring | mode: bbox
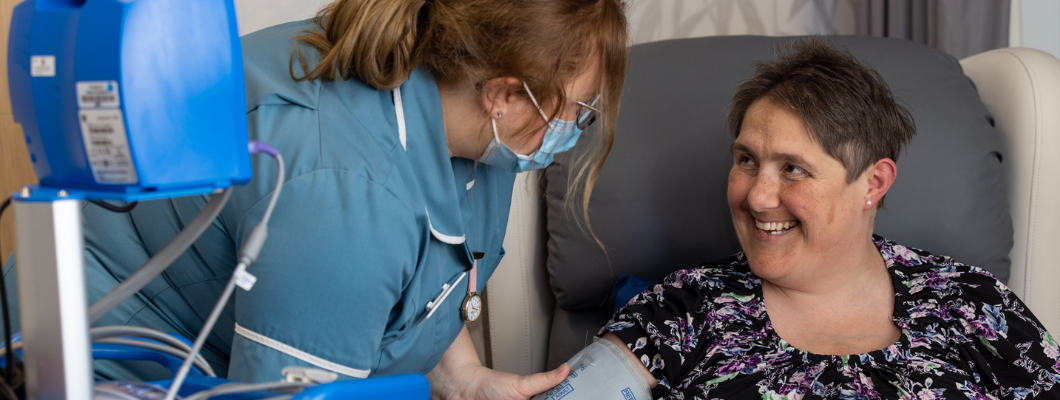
[497,111,503,117]
[867,200,873,206]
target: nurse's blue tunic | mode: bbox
[2,20,516,383]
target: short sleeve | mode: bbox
[600,268,719,395]
[957,268,1060,398]
[227,168,422,382]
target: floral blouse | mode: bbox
[602,237,1060,399]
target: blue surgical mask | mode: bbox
[477,118,536,173]
[477,82,585,172]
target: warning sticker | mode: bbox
[76,81,121,108]
[78,109,138,184]
[30,56,55,77]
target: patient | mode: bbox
[601,37,1060,399]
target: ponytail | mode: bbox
[292,0,430,90]
[293,0,630,248]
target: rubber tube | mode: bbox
[88,189,232,323]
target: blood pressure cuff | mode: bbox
[532,337,652,400]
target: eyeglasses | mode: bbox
[571,94,599,130]
[523,81,600,130]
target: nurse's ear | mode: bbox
[481,77,522,118]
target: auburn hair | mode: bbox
[292,0,629,238]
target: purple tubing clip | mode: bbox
[248,140,280,157]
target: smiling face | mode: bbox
[728,97,875,284]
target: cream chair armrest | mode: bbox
[961,48,1060,334]
[483,171,555,375]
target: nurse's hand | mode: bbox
[428,326,570,400]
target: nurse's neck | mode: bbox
[438,81,492,160]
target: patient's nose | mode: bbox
[747,174,781,212]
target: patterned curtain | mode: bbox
[627,0,1010,59]
[857,0,1010,59]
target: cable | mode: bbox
[163,268,241,400]
[164,143,284,400]
[88,200,138,213]
[90,326,217,377]
[94,338,214,377]
[182,381,308,400]
[0,326,220,378]
[88,188,232,323]
[247,142,283,228]
[0,197,15,386]
[92,326,195,353]
[0,376,15,400]
[256,396,295,400]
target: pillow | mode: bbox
[544,35,1011,312]
[612,274,657,314]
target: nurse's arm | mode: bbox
[602,331,659,387]
[427,326,569,399]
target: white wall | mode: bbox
[1015,0,1060,60]
[233,0,859,42]
[234,0,332,36]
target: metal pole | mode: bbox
[14,198,92,400]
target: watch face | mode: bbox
[462,294,482,322]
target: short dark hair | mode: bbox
[727,36,916,187]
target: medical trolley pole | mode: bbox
[12,188,92,400]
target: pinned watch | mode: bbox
[461,252,485,322]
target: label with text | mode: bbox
[30,56,55,77]
[76,81,121,108]
[78,109,138,184]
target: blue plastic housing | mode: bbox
[151,374,431,399]
[8,0,252,202]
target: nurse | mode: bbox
[0,0,630,397]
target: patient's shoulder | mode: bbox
[876,237,1006,295]
[658,252,759,293]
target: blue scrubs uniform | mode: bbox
[2,20,516,383]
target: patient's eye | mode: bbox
[784,164,806,178]
[737,154,755,166]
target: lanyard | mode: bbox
[460,254,483,322]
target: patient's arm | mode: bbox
[602,331,658,388]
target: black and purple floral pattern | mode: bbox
[603,237,1060,399]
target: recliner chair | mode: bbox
[473,35,1060,375]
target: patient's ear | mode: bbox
[864,158,897,208]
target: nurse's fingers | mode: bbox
[515,363,570,398]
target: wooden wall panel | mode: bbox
[0,0,12,116]
[1,0,38,263]
[1,116,35,263]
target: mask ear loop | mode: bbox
[490,118,502,141]
[522,81,551,123]
[521,82,563,168]
[488,118,532,161]
[481,118,502,162]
